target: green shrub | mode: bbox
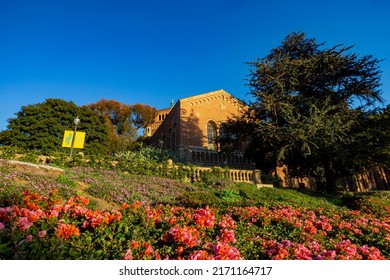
[0,146,24,159]
[56,174,77,188]
[0,183,24,207]
[218,189,241,203]
[341,191,390,218]
[199,167,231,187]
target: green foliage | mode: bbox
[116,145,179,163]
[18,150,40,164]
[0,98,109,156]
[0,146,24,159]
[221,32,387,193]
[0,182,24,207]
[354,105,390,168]
[217,189,241,205]
[1,181,389,260]
[114,145,187,179]
[341,191,390,218]
[56,174,77,188]
[1,162,390,260]
[199,167,231,187]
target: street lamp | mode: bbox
[69,116,80,159]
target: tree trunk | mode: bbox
[323,160,337,194]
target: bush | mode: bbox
[199,167,231,187]
[1,189,389,260]
[0,146,24,159]
[341,191,390,218]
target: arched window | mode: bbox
[207,121,217,150]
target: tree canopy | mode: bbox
[130,103,156,129]
[220,32,387,193]
[0,98,109,155]
[87,99,157,153]
[0,98,157,156]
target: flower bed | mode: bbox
[1,189,389,260]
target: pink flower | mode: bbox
[123,249,133,260]
[17,217,33,231]
[213,242,241,260]
[26,235,33,242]
[188,250,213,260]
[194,207,215,229]
[165,225,200,248]
[219,214,236,229]
[48,210,59,218]
[38,230,47,238]
[219,229,237,244]
[358,245,385,260]
[0,222,5,230]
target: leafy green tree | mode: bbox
[0,98,109,155]
[221,32,386,193]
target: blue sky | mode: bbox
[1,0,389,131]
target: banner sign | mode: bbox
[62,130,86,149]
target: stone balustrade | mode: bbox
[178,145,254,168]
[187,166,263,185]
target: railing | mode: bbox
[178,145,254,168]
[189,167,261,184]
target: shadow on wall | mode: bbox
[181,109,205,147]
[278,165,390,192]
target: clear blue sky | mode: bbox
[1,0,389,131]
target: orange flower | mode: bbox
[120,202,130,210]
[131,240,140,249]
[142,242,154,257]
[194,207,215,229]
[177,246,184,255]
[55,223,80,239]
[76,195,90,206]
[132,201,143,210]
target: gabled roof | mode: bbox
[178,89,234,103]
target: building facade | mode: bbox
[145,89,251,167]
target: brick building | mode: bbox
[145,89,250,167]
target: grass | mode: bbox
[2,161,390,260]
[1,159,389,217]
[0,164,353,212]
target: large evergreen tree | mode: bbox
[0,98,109,155]
[221,32,386,193]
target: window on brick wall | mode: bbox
[207,121,217,151]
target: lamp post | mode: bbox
[69,116,80,159]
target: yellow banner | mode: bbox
[62,130,86,149]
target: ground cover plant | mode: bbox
[0,160,389,260]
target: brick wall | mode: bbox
[148,89,245,152]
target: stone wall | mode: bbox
[0,159,65,176]
[275,165,389,191]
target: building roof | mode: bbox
[178,89,233,103]
[154,89,243,113]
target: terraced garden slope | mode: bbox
[1,161,389,260]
